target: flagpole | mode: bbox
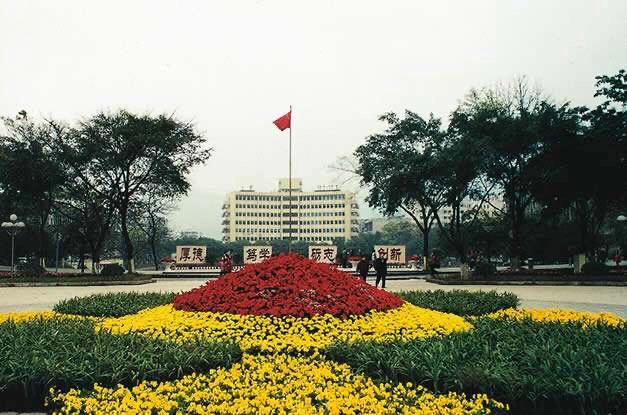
[288,104,292,253]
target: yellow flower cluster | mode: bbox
[0,310,57,323]
[487,308,624,327]
[97,303,472,353]
[51,353,507,415]
[0,310,96,324]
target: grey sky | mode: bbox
[1,1,625,239]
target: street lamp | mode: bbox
[1,214,26,276]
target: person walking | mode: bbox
[219,251,233,276]
[356,256,370,282]
[375,256,388,288]
[429,250,440,276]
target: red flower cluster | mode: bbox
[173,254,404,317]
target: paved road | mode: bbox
[1,277,625,317]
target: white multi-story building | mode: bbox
[179,230,203,239]
[437,198,505,224]
[222,178,359,243]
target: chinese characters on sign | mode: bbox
[373,245,406,265]
[243,246,273,264]
[176,246,207,264]
[308,245,337,264]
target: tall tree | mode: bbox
[451,78,551,269]
[66,110,211,272]
[129,191,175,270]
[0,114,67,265]
[426,127,494,266]
[530,70,627,258]
[354,111,447,265]
[52,187,115,273]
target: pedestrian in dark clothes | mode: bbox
[356,256,370,281]
[429,250,440,276]
[374,257,388,288]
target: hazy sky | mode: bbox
[1,1,625,239]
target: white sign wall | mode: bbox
[175,246,207,264]
[373,245,406,264]
[308,245,337,264]
[243,246,273,264]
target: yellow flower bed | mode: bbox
[0,310,57,323]
[0,310,96,324]
[487,308,624,327]
[97,303,472,353]
[51,353,507,415]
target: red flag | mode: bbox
[273,111,291,131]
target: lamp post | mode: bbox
[1,214,26,276]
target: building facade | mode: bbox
[358,216,412,234]
[179,230,203,239]
[222,178,359,243]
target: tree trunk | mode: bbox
[38,221,47,268]
[78,245,85,274]
[510,205,522,270]
[150,236,159,271]
[120,203,135,273]
[422,229,430,271]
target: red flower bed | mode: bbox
[173,253,404,317]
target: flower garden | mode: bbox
[0,254,625,414]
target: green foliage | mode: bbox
[0,317,241,411]
[398,290,518,316]
[581,262,610,276]
[325,318,626,415]
[100,263,125,276]
[473,261,496,277]
[15,262,46,278]
[53,292,176,317]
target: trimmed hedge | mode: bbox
[15,262,46,278]
[581,262,610,275]
[54,292,177,317]
[0,317,241,411]
[325,318,626,415]
[398,289,519,316]
[100,263,125,276]
[474,261,496,277]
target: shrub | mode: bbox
[54,292,176,317]
[15,262,46,278]
[581,262,610,275]
[100,263,125,276]
[325,318,626,415]
[397,290,519,316]
[0,317,241,411]
[473,261,496,277]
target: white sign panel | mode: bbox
[374,245,406,264]
[244,246,272,264]
[309,245,337,264]
[176,245,207,264]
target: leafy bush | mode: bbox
[0,317,241,411]
[581,262,610,275]
[100,263,125,276]
[473,261,496,277]
[15,262,46,278]
[54,292,176,317]
[398,290,519,316]
[325,318,626,415]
